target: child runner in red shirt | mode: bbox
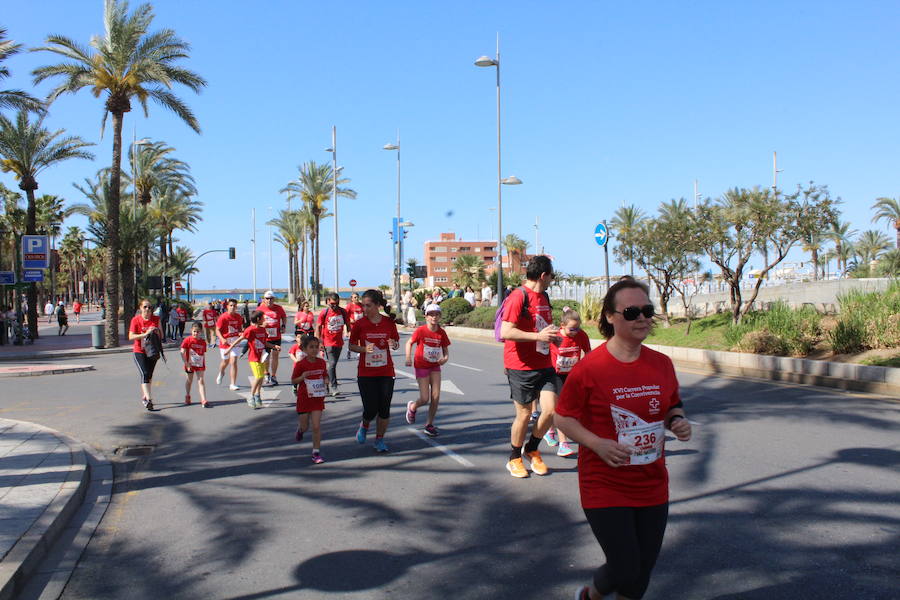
[201,302,218,347]
[344,292,364,359]
[180,321,210,408]
[404,303,451,437]
[290,335,329,463]
[546,307,593,456]
[221,310,280,409]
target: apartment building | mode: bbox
[423,233,498,287]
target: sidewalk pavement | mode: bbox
[0,419,89,600]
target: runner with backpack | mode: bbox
[495,255,562,478]
[317,293,351,397]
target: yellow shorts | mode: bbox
[249,361,266,379]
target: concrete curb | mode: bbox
[0,422,91,600]
[0,365,94,378]
[443,325,900,398]
[0,341,180,363]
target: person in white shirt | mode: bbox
[480,283,493,307]
[464,286,476,307]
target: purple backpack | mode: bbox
[494,286,550,342]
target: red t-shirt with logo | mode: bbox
[550,328,592,375]
[242,325,269,363]
[350,316,399,377]
[555,343,681,509]
[175,306,187,322]
[216,312,245,348]
[73,301,82,313]
[346,302,364,324]
[292,357,328,412]
[318,306,348,348]
[294,310,315,333]
[201,308,217,328]
[180,336,207,371]
[258,303,286,340]
[411,325,451,369]
[130,315,160,353]
[502,287,553,371]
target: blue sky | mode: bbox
[3,1,899,290]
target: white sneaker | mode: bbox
[216,373,223,385]
[229,384,239,391]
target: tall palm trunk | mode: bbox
[159,236,167,273]
[312,219,320,305]
[811,248,819,281]
[292,242,300,301]
[287,247,295,300]
[121,250,135,321]
[23,184,39,340]
[299,237,306,301]
[103,111,124,347]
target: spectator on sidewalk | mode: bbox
[44,300,54,324]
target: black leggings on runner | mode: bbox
[357,376,395,421]
[583,503,668,600]
[133,352,160,384]
[325,345,342,388]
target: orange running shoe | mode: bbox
[506,457,529,478]
[524,450,549,475]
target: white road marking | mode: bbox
[394,369,464,395]
[407,427,474,467]
[448,362,482,372]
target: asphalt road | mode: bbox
[2,334,899,600]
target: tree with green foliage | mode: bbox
[0,28,43,113]
[826,218,857,276]
[33,0,206,345]
[795,183,840,280]
[0,110,93,338]
[611,204,646,276]
[453,254,485,290]
[872,197,900,250]
[853,230,891,268]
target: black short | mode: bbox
[505,367,560,405]
[268,339,282,349]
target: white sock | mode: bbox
[312,448,320,454]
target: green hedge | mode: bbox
[828,280,900,353]
[440,297,474,324]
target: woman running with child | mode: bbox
[404,303,450,437]
[348,289,400,453]
[129,299,162,411]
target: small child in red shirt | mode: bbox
[547,308,593,456]
[404,304,451,437]
[222,310,280,409]
[180,322,210,408]
[291,335,329,463]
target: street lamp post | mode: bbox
[475,35,522,302]
[383,133,401,309]
[325,126,337,306]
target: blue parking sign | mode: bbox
[23,269,44,282]
[22,235,50,269]
[0,271,15,285]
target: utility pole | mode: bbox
[251,208,257,302]
[772,151,783,192]
[603,219,610,294]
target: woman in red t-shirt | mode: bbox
[403,303,451,437]
[555,278,692,600]
[348,289,400,453]
[128,299,162,411]
[294,300,315,337]
[546,307,593,457]
[290,335,329,463]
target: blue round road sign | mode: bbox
[594,223,609,247]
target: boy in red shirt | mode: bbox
[180,321,210,408]
[317,293,351,396]
[547,307,593,456]
[221,310,280,409]
[404,303,451,437]
[72,299,82,324]
[344,292,364,359]
[291,335,329,463]
[215,299,245,391]
[499,255,562,478]
[201,302,218,347]
[258,291,287,385]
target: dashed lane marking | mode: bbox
[407,427,474,467]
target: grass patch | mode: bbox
[860,355,900,368]
[645,313,732,350]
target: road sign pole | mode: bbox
[603,219,610,295]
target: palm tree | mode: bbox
[0,28,43,113]
[826,218,857,276]
[611,204,646,276]
[147,186,202,275]
[59,226,85,300]
[268,209,305,301]
[854,230,891,266]
[33,0,206,346]
[281,161,355,305]
[872,197,900,250]
[166,245,198,283]
[453,254,485,290]
[130,139,196,206]
[0,110,93,338]
[503,234,529,274]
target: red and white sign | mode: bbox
[174,282,184,291]
[349,279,357,287]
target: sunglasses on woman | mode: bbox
[614,305,655,320]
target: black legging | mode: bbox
[325,345,342,388]
[133,352,160,384]
[358,376,395,421]
[583,503,668,600]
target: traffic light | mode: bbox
[228,247,236,259]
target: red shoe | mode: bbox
[184,395,192,405]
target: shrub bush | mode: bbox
[735,328,787,355]
[440,297,474,324]
[724,301,822,356]
[455,306,497,329]
[828,281,900,352]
